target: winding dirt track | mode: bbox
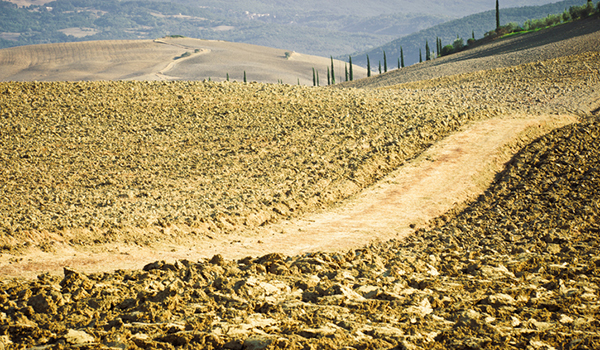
[0,114,575,279]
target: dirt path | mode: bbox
[153,39,209,80]
[0,115,575,279]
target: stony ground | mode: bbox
[2,119,599,350]
[2,51,599,254]
[0,78,490,252]
[0,31,599,350]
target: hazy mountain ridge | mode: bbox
[1,0,565,58]
[171,0,562,19]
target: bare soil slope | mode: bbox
[342,16,600,92]
[0,37,363,84]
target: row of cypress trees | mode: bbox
[310,49,408,86]
[366,47,406,78]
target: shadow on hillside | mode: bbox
[440,16,600,66]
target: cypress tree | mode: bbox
[496,0,500,30]
[226,73,229,81]
[317,71,320,86]
[383,51,387,72]
[367,55,371,77]
[244,71,247,83]
[436,37,441,57]
[298,78,300,86]
[400,47,404,67]
[349,56,354,81]
[312,68,316,86]
[472,30,475,39]
[398,57,400,69]
[425,40,430,61]
[327,66,331,85]
[378,61,382,74]
[330,56,335,85]
[345,64,348,82]
[419,49,422,63]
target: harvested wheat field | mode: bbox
[1,25,600,349]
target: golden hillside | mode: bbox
[0,37,364,84]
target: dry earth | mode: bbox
[0,21,599,350]
[0,114,574,280]
[0,37,363,84]
[2,119,600,350]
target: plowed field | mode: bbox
[0,29,600,350]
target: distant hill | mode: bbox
[172,0,563,19]
[348,0,588,68]
[0,37,366,83]
[0,0,565,57]
[341,13,452,37]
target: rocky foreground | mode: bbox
[1,119,599,350]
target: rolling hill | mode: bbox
[342,15,600,106]
[0,37,366,83]
[348,0,590,68]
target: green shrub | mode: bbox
[587,1,596,16]
[175,51,191,60]
[484,29,497,37]
[453,37,464,51]
[467,38,476,46]
[544,13,562,26]
[569,2,594,19]
[441,44,455,56]
[562,9,572,22]
[494,25,512,36]
[507,22,522,31]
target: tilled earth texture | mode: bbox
[2,120,600,349]
[0,53,599,349]
[1,52,599,252]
